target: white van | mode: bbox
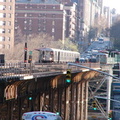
[22,111,62,120]
[98,37,104,43]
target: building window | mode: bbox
[38,28,41,31]
[52,28,55,33]
[24,27,27,30]
[0,44,5,49]
[43,5,46,9]
[0,29,5,33]
[0,37,5,41]
[0,5,5,10]
[24,14,27,17]
[52,35,54,39]
[43,13,46,17]
[3,21,5,25]
[0,13,3,18]
[43,19,46,23]
[52,20,55,25]
[8,29,10,33]
[8,6,11,10]
[43,27,46,31]
[16,6,18,8]
[2,37,5,41]
[25,6,27,9]
[15,13,18,16]
[29,19,32,23]
[15,26,18,29]
[53,6,55,9]
[8,37,10,41]
[3,13,6,17]
[8,13,11,18]
[8,21,11,25]
[7,44,10,49]
[15,19,17,22]
[29,34,32,37]
[3,29,5,33]
[0,21,5,25]
[3,5,6,10]
[0,5,3,10]
[24,20,27,24]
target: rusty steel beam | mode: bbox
[0,70,101,119]
[65,86,70,120]
[84,81,88,120]
[75,82,81,120]
[79,82,84,120]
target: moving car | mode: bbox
[98,37,104,43]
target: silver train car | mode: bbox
[36,48,80,63]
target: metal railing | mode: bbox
[0,62,101,79]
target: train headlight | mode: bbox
[49,57,52,60]
[43,57,45,60]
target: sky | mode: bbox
[104,0,120,14]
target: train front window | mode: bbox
[43,51,51,57]
[42,50,53,61]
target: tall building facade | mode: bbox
[77,0,102,51]
[64,3,77,40]
[0,0,15,55]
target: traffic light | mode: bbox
[28,92,33,100]
[92,100,97,110]
[108,110,112,120]
[28,51,32,63]
[66,69,71,83]
[28,96,32,100]
[28,55,32,63]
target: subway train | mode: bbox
[36,48,80,63]
[22,111,62,120]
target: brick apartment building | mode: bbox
[0,0,111,61]
[15,0,77,42]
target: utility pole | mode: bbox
[24,42,27,67]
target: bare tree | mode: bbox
[14,27,25,44]
[10,33,64,62]
[93,15,107,36]
[6,32,79,63]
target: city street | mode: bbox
[81,37,111,58]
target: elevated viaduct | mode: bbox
[0,62,111,120]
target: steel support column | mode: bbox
[80,82,84,120]
[76,82,81,120]
[39,93,45,111]
[84,81,88,120]
[64,86,70,120]
[70,83,76,120]
[57,88,62,116]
